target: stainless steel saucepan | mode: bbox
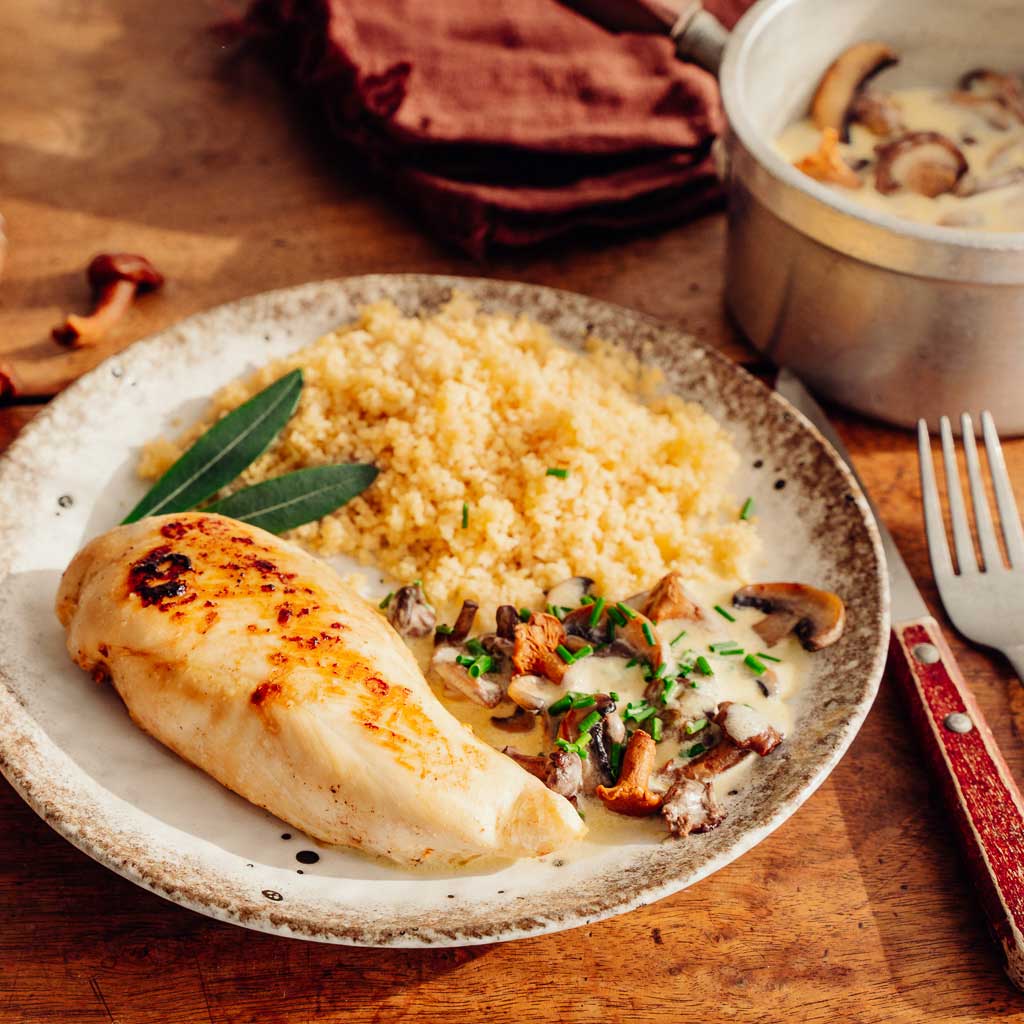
[574,0,1024,433]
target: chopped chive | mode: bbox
[739,497,755,521]
[653,662,668,679]
[609,691,620,702]
[573,644,594,661]
[378,591,393,610]
[641,622,656,646]
[625,657,638,669]
[615,601,638,620]
[571,693,597,709]
[670,629,687,646]
[608,606,627,628]
[690,681,699,689]
[714,604,736,623]
[466,637,487,658]
[695,655,714,677]
[579,594,596,605]
[548,694,573,716]
[519,607,532,622]
[577,710,601,734]
[555,737,588,759]
[588,596,607,628]
[435,623,453,636]
[545,467,569,479]
[625,703,657,724]
[686,743,707,758]
[461,502,469,529]
[745,653,767,675]
[650,717,664,743]
[685,717,708,735]
[456,654,474,667]
[661,679,680,705]
[556,644,574,664]
[468,654,493,678]
[757,652,782,663]
[709,641,744,656]
[610,741,625,779]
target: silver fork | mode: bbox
[918,412,1024,681]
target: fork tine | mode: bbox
[940,415,977,574]
[961,413,1003,572]
[918,419,955,580]
[982,411,1024,568]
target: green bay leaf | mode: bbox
[122,369,303,524]
[204,463,378,534]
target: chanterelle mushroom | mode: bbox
[642,571,703,623]
[595,730,662,816]
[513,612,569,683]
[52,253,164,349]
[732,582,845,651]
[810,41,899,141]
[874,131,969,197]
[794,128,863,189]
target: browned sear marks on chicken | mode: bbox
[127,546,193,607]
[251,681,282,706]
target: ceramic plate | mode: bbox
[0,275,888,946]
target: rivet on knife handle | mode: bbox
[890,616,1024,990]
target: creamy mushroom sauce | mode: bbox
[406,580,809,849]
[778,85,1024,230]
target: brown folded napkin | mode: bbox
[239,0,749,257]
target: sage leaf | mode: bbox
[204,463,379,534]
[122,369,303,524]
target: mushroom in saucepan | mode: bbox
[794,128,864,188]
[642,571,703,623]
[661,777,724,837]
[810,41,899,141]
[732,582,845,651]
[512,611,570,683]
[849,89,904,137]
[386,583,435,638]
[429,646,504,707]
[714,701,783,756]
[874,131,969,197]
[958,68,1024,124]
[434,599,478,646]
[544,576,594,612]
[595,729,662,816]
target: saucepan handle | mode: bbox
[671,1,730,75]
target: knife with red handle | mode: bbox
[777,370,1024,991]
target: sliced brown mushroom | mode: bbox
[849,89,903,137]
[430,647,503,707]
[490,705,536,733]
[434,599,478,646]
[732,582,845,651]
[386,583,435,638]
[642,571,703,623]
[507,673,564,713]
[959,68,1024,124]
[680,737,750,782]
[810,41,899,141]
[546,749,584,805]
[661,777,724,837]
[495,604,520,640]
[512,611,569,683]
[874,131,968,197]
[714,701,783,757]
[501,746,549,781]
[52,253,164,348]
[595,730,662,816]
[794,128,864,189]
[545,576,594,610]
[619,609,667,671]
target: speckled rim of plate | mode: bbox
[0,275,889,946]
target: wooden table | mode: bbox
[3,3,1024,1021]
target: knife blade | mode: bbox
[775,368,926,621]
[776,367,1024,991]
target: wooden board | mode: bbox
[3,3,1024,1022]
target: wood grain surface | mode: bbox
[2,2,1024,1022]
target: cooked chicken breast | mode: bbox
[56,513,584,866]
